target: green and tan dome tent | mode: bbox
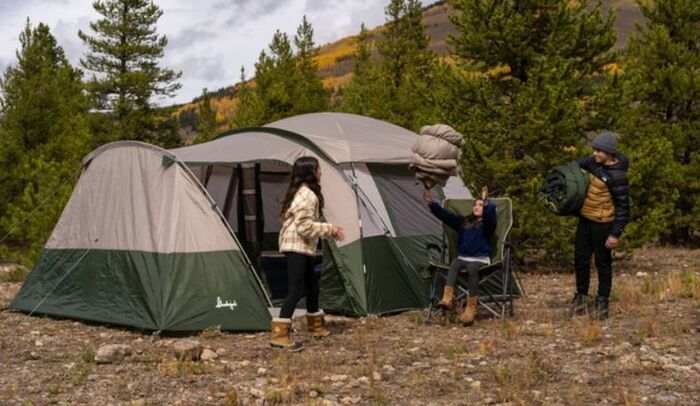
[11,141,271,331]
[170,112,471,316]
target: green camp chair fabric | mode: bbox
[540,162,590,216]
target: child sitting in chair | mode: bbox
[423,188,497,325]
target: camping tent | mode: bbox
[171,112,470,316]
[11,141,271,331]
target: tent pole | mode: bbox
[222,165,237,222]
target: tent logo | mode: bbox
[215,296,238,311]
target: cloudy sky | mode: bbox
[0,0,436,105]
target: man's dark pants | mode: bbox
[575,217,613,298]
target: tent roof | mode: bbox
[170,112,418,165]
[265,112,417,163]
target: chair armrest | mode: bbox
[427,261,450,272]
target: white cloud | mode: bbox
[0,0,437,104]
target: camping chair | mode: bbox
[425,198,523,322]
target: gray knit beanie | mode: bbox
[592,131,618,154]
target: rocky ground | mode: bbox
[1,247,698,406]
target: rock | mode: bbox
[257,367,267,375]
[309,390,319,398]
[636,271,648,277]
[95,344,132,364]
[240,360,251,367]
[130,400,146,406]
[255,378,267,387]
[372,371,382,381]
[171,339,203,361]
[216,348,227,356]
[29,352,39,360]
[330,374,348,382]
[201,349,218,361]
[470,381,481,390]
[249,388,264,398]
[34,340,44,347]
[358,376,370,385]
[382,364,395,374]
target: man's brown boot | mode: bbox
[459,296,479,325]
[438,286,455,309]
[306,311,331,338]
[270,318,303,351]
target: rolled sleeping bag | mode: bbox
[540,161,590,216]
[410,124,464,188]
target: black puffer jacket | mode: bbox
[577,154,631,237]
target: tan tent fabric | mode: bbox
[170,113,471,248]
[171,134,361,247]
[48,142,239,254]
[266,113,418,164]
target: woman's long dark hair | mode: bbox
[463,198,485,229]
[280,157,324,219]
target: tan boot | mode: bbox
[438,286,455,309]
[270,318,303,351]
[306,311,331,338]
[459,296,479,325]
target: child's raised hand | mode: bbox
[333,225,345,242]
[481,186,489,200]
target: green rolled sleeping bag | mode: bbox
[540,161,590,216]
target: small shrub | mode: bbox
[0,265,29,283]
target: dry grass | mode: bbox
[223,388,240,406]
[491,351,555,404]
[634,317,658,340]
[575,318,602,346]
[638,270,700,303]
[478,336,498,356]
[158,357,211,377]
[618,386,641,406]
[500,319,523,340]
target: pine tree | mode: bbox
[231,66,264,128]
[293,15,329,114]
[234,17,329,126]
[194,88,217,143]
[446,0,617,263]
[339,23,382,116]
[79,0,181,144]
[618,0,700,245]
[0,21,92,263]
[339,0,437,130]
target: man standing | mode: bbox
[572,131,630,320]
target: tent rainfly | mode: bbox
[10,141,271,331]
[170,112,471,316]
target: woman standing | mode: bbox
[272,157,344,351]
